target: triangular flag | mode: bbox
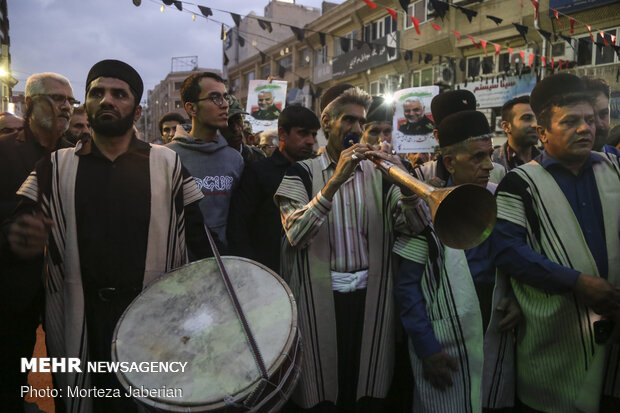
[541,55,547,67]
[513,23,529,43]
[611,34,616,46]
[455,5,477,23]
[386,7,398,21]
[538,29,552,42]
[452,30,461,44]
[429,0,449,20]
[198,6,212,17]
[560,34,573,43]
[319,32,326,47]
[431,23,441,32]
[257,19,273,33]
[162,0,173,5]
[508,47,514,57]
[551,57,555,68]
[559,59,563,70]
[238,35,245,47]
[569,18,575,35]
[172,0,182,11]
[480,39,488,55]
[291,27,305,41]
[587,25,594,42]
[531,0,539,21]
[220,24,226,41]
[529,53,535,67]
[600,31,610,47]
[362,0,377,9]
[404,50,413,61]
[223,52,229,66]
[494,43,501,55]
[551,9,562,26]
[519,50,525,62]
[398,0,409,12]
[486,15,503,25]
[467,35,480,48]
[410,17,421,35]
[230,13,241,27]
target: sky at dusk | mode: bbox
[8,0,343,102]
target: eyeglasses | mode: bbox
[195,93,232,107]
[32,94,81,108]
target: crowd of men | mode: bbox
[0,58,619,413]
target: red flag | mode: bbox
[410,17,421,35]
[559,59,563,70]
[551,9,562,26]
[531,0,539,21]
[452,30,461,44]
[479,39,488,55]
[551,57,555,68]
[529,53,535,67]
[600,31,610,46]
[569,18,575,35]
[467,35,480,48]
[362,0,377,9]
[431,23,441,32]
[611,34,617,46]
[519,51,525,63]
[508,47,514,57]
[386,7,397,21]
[541,55,547,67]
[494,43,501,55]
[587,25,594,42]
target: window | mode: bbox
[421,68,433,86]
[364,16,397,41]
[316,45,328,65]
[370,81,385,95]
[174,100,181,109]
[467,56,480,77]
[595,30,616,65]
[404,0,428,30]
[576,29,617,67]
[232,78,240,91]
[498,53,510,73]
[411,71,421,87]
[248,71,255,82]
[482,56,495,74]
[260,65,270,79]
[299,48,311,67]
[334,30,357,56]
[279,55,293,70]
[174,81,183,90]
[576,37,593,66]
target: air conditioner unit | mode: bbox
[433,64,454,84]
[550,42,576,62]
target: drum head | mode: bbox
[112,257,296,411]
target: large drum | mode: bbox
[112,257,301,412]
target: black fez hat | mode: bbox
[320,83,354,113]
[431,89,477,127]
[86,59,144,103]
[529,73,585,117]
[438,110,490,148]
[366,96,394,123]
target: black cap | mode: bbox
[530,73,585,117]
[431,89,477,127]
[438,110,490,148]
[320,83,355,113]
[228,95,248,118]
[86,59,144,103]
[366,96,394,124]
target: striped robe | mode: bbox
[16,143,203,413]
[495,151,620,413]
[276,156,428,408]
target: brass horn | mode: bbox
[371,157,497,250]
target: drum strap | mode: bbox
[204,225,270,407]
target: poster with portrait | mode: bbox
[245,80,287,133]
[392,86,439,153]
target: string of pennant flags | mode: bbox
[143,0,620,93]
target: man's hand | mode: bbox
[322,143,371,201]
[574,273,620,316]
[365,145,418,197]
[7,213,53,258]
[496,296,522,332]
[422,351,458,390]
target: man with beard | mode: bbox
[0,72,76,413]
[581,76,611,151]
[251,90,281,120]
[4,60,212,413]
[227,105,320,273]
[398,98,434,136]
[64,105,91,145]
[493,96,540,171]
[276,88,430,412]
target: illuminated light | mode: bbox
[0,68,7,77]
[383,94,394,104]
[160,5,164,12]
[192,14,196,21]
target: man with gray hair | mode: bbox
[276,88,430,412]
[0,72,76,412]
[399,97,434,135]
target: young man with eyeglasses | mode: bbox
[167,71,244,249]
[0,72,77,412]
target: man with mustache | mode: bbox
[494,73,620,412]
[4,60,212,413]
[0,72,76,412]
[276,87,430,412]
[493,95,540,171]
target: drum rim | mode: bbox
[111,256,298,411]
